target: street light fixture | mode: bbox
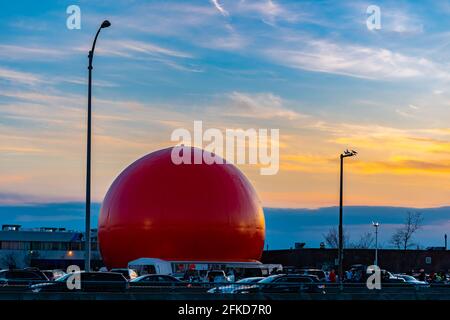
[85,20,111,272]
[372,221,380,266]
[338,149,357,287]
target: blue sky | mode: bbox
[1,0,449,209]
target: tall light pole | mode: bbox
[85,20,111,272]
[372,221,380,266]
[338,149,357,287]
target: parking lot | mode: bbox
[0,268,449,300]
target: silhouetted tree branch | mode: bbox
[323,227,349,248]
[350,232,375,249]
[390,211,423,250]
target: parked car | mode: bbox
[394,274,429,287]
[130,274,190,288]
[29,272,128,293]
[42,270,66,281]
[110,268,138,280]
[206,270,228,283]
[0,269,49,290]
[297,269,327,282]
[207,277,265,294]
[246,274,326,294]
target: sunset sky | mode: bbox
[1,0,449,209]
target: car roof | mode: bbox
[270,274,315,278]
[3,269,43,274]
[131,274,177,281]
[298,269,323,271]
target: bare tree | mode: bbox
[323,227,349,248]
[1,253,18,269]
[390,211,423,250]
[23,251,40,267]
[350,232,375,249]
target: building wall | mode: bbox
[0,228,102,270]
[0,249,103,269]
[261,248,450,273]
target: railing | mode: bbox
[0,279,449,295]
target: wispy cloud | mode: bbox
[210,0,229,16]
[15,214,83,222]
[0,44,68,61]
[236,0,299,25]
[223,91,303,120]
[382,9,424,34]
[0,67,45,85]
[113,40,193,59]
[265,38,450,80]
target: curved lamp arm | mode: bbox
[88,20,111,68]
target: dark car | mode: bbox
[395,274,429,287]
[207,277,265,294]
[0,269,49,291]
[42,270,66,281]
[246,274,325,294]
[206,270,228,283]
[297,269,327,282]
[29,272,128,293]
[110,268,138,281]
[130,274,190,291]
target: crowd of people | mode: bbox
[410,269,448,283]
[323,267,449,284]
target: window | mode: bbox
[1,241,30,250]
[7,271,41,280]
[1,240,85,251]
[288,277,311,283]
[140,275,157,282]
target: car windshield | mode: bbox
[131,275,153,282]
[258,276,281,284]
[401,275,418,281]
[237,278,257,284]
[55,273,73,282]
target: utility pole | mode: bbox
[373,222,380,266]
[85,20,111,272]
[338,149,357,289]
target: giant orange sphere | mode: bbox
[98,147,265,268]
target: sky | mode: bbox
[1,203,449,248]
[1,0,450,211]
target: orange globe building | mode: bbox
[98,147,266,269]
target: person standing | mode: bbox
[329,269,337,283]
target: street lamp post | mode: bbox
[85,20,111,272]
[338,149,357,288]
[373,222,380,266]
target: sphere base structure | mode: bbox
[98,147,265,269]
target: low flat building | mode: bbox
[262,248,450,273]
[0,224,102,270]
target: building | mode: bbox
[261,248,450,273]
[0,224,102,270]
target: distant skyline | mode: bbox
[0,203,448,249]
[1,1,449,209]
